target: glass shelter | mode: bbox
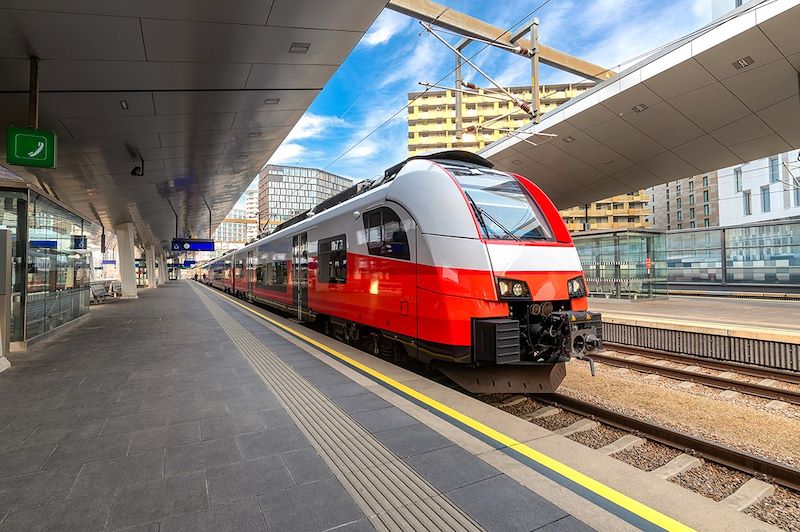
[0,169,93,347]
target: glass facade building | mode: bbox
[0,169,92,346]
[258,165,351,233]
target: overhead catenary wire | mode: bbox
[320,0,557,174]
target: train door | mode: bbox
[292,233,308,319]
[246,250,254,300]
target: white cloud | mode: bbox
[362,10,412,47]
[285,112,347,142]
[379,36,447,88]
[267,142,305,165]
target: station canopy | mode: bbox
[0,0,387,248]
[482,0,800,209]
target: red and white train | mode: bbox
[202,151,600,392]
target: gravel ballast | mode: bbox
[670,462,748,501]
[612,441,681,471]
[744,487,800,532]
[567,424,628,449]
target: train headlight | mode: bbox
[496,277,530,300]
[567,276,586,298]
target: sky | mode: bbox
[237,0,713,206]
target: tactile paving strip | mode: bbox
[193,284,484,532]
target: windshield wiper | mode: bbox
[463,191,521,241]
[476,207,521,241]
[463,191,499,239]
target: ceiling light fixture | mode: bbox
[732,56,755,70]
[511,159,522,165]
[563,136,576,143]
[119,99,129,110]
[289,42,311,54]
[632,103,648,113]
[248,131,262,138]
[263,97,280,105]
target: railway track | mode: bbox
[596,344,800,406]
[534,393,800,492]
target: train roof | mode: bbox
[208,150,495,264]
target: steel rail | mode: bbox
[593,351,800,405]
[538,393,800,492]
[604,342,800,384]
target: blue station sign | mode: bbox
[171,238,214,252]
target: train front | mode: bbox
[440,163,602,392]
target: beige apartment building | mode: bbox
[407,83,652,232]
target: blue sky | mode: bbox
[242,0,712,199]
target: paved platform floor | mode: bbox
[0,281,591,532]
[591,295,800,331]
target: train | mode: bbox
[201,150,601,393]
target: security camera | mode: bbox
[131,166,143,176]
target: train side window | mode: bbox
[363,207,410,260]
[256,260,287,291]
[318,235,347,284]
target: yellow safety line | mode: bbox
[201,284,693,532]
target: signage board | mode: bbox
[30,239,57,249]
[101,259,116,265]
[183,260,197,267]
[72,235,87,249]
[6,127,57,168]
[171,238,214,252]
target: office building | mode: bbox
[717,150,800,226]
[258,165,352,233]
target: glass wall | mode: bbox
[663,222,800,286]
[574,231,667,299]
[25,192,91,339]
[667,229,723,282]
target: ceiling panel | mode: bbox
[245,63,340,90]
[0,10,145,61]
[671,134,741,171]
[153,90,319,115]
[638,151,700,180]
[0,1,274,25]
[141,20,361,65]
[600,84,664,117]
[61,113,236,137]
[642,58,717,100]
[693,25,783,80]
[268,0,388,31]
[584,119,666,163]
[231,109,306,130]
[621,101,705,149]
[756,94,800,146]
[667,83,752,131]
[709,114,773,146]
[722,57,799,112]
[728,133,793,161]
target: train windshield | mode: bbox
[452,169,553,241]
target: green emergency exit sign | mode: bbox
[6,127,57,168]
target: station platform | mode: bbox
[0,282,773,531]
[591,296,800,344]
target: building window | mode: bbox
[703,190,709,202]
[676,198,681,209]
[677,210,682,221]
[318,235,347,284]
[743,190,751,215]
[690,221,696,229]
[689,207,695,218]
[734,167,743,191]
[769,156,780,183]
[703,175,709,187]
[704,218,710,227]
[689,194,695,205]
[364,207,410,260]
[795,185,800,208]
[689,180,694,192]
[704,204,710,216]
[761,185,771,212]
[666,188,670,199]
[676,184,681,194]
[677,223,682,229]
